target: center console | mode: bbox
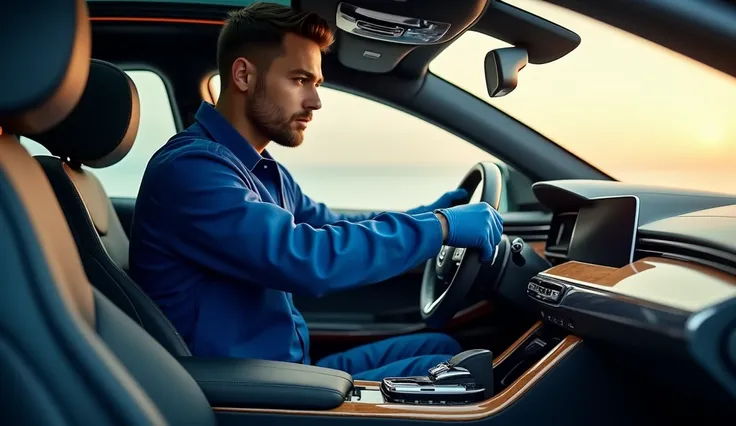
[211,321,587,423]
[181,320,576,418]
[342,322,574,413]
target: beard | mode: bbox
[245,73,309,148]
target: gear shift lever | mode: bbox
[431,349,494,398]
[380,349,494,404]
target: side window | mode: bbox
[20,69,177,198]
[207,75,525,212]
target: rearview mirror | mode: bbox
[484,47,528,97]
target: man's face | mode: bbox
[246,33,324,148]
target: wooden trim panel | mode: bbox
[492,321,542,366]
[540,257,736,312]
[213,329,580,421]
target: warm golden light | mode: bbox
[430,0,736,195]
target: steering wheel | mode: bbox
[420,162,508,329]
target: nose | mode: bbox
[304,87,322,111]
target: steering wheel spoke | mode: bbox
[435,245,467,281]
[420,162,507,329]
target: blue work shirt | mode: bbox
[129,102,444,364]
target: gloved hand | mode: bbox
[406,188,468,215]
[435,202,504,262]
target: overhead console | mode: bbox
[313,0,582,74]
[332,0,488,73]
[336,2,453,45]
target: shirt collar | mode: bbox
[194,101,274,171]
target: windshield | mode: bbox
[430,0,736,195]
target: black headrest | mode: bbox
[27,60,141,168]
[0,0,91,135]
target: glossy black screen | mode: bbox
[567,196,639,268]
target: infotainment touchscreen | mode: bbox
[566,196,640,268]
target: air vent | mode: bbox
[544,212,576,264]
[636,237,736,276]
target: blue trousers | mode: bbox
[315,332,461,381]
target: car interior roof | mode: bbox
[85,0,736,78]
[87,0,581,79]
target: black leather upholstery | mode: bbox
[0,1,215,424]
[28,60,192,357]
[179,357,354,410]
[94,290,216,425]
[29,59,138,168]
[35,155,192,357]
[0,0,88,134]
[0,163,168,426]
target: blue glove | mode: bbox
[406,188,468,215]
[436,202,504,262]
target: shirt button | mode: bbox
[263,164,268,169]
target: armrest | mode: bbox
[178,357,354,410]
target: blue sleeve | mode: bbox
[163,147,444,297]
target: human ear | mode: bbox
[231,58,255,93]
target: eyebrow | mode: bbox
[291,68,323,85]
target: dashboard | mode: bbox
[522,179,736,405]
[537,180,736,271]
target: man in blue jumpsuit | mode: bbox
[129,2,503,380]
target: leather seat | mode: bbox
[25,60,191,357]
[0,0,214,424]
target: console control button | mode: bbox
[527,277,565,304]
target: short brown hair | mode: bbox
[217,2,334,89]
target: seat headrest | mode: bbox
[0,0,91,134]
[27,60,141,168]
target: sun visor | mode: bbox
[333,0,489,73]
